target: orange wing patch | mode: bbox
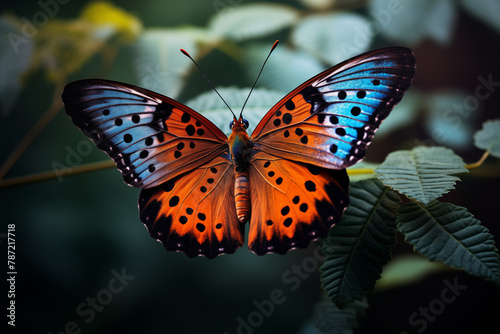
[139,155,244,258]
[248,151,349,255]
[252,93,354,170]
[251,93,312,141]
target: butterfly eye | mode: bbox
[229,120,234,129]
[242,119,249,129]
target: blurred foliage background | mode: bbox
[1,0,499,333]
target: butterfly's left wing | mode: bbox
[62,79,228,189]
[251,47,416,169]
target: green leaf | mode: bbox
[375,254,448,291]
[461,0,500,33]
[376,90,420,137]
[369,0,457,45]
[300,298,368,334]
[291,13,372,66]
[208,3,299,41]
[244,43,324,93]
[0,17,33,117]
[375,146,468,204]
[131,28,208,99]
[298,0,336,10]
[397,201,500,283]
[320,179,400,308]
[425,92,475,148]
[185,87,285,136]
[473,119,500,158]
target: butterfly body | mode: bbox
[62,47,415,259]
[226,117,253,222]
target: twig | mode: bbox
[0,160,116,189]
[465,150,490,169]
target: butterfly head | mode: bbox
[228,117,251,164]
[229,117,249,131]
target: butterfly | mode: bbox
[62,45,415,259]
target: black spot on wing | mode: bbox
[299,86,324,114]
[152,101,174,131]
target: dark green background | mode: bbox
[1,1,499,333]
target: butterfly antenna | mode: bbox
[239,40,279,119]
[180,48,236,119]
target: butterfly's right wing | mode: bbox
[247,152,349,255]
[62,79,229,189]
[251,47,415,169]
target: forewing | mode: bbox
[251,47,415,169]
[62,79,228,188]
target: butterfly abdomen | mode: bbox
[234,169,250,223]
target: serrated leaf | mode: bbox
[397,201,500,283]
[131,28,208,99]
[473,119,500,158]
[461,0,500,33]
[320,179,400,308]
[291,13,372,65]
[185,87,285,136]
[369,0,456,45]
[244,43,324,93]
[209,3,299,41]
[300,298,368,334]
[375,146,468,204]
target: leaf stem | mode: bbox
[465,150,490,169]
[347,168,375,176]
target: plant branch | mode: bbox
[2,148,490,190]
[0,160,116,189]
